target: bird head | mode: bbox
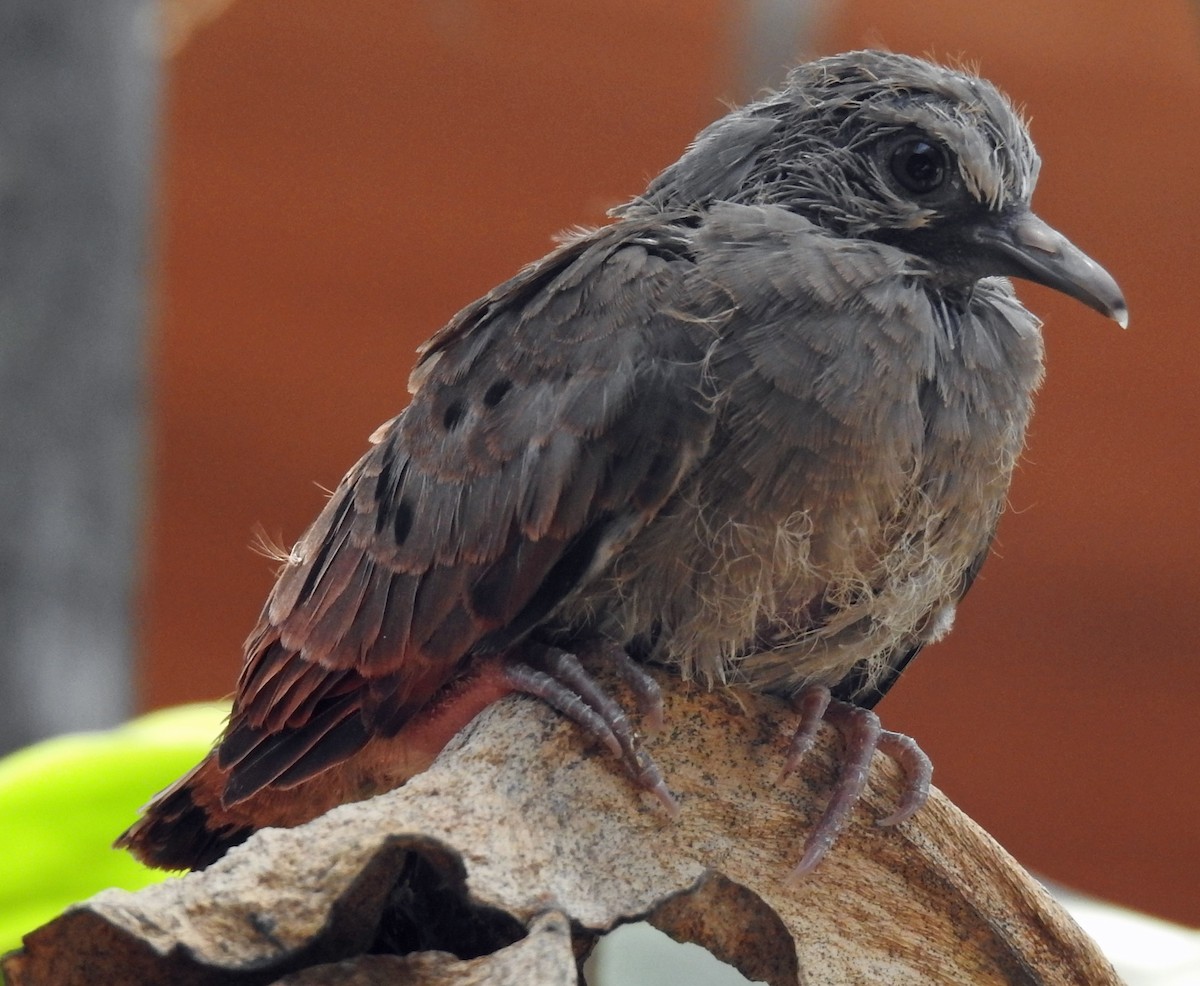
[624,50,1126,326]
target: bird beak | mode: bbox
[967,211,1128,328]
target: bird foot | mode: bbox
[579,638,666,733]
[780,683,932,880]
[501,642,677,815]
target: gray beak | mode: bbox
[968,211,1128,328]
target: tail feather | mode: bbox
[115,755,253,871]
[116,660,522,871]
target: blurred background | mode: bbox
[3,0,1197,937]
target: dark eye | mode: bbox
[888,138,949,194]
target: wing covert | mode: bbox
[217,220,717,802]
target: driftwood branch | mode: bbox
[3,673,1124,985]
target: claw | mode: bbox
[782,684,932,880]
[632,749,679,818]
[581,639,666,733]
[778,684,831,782]
[503,643,678,815]
[875,729,932,826]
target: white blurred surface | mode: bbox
[1053,889,1200,986]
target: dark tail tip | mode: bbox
[115,764,254,872]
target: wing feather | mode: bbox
[216,221,716,805]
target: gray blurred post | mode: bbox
[0,0,158,751]
[735,0,834,98]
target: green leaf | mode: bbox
[0,703,227,956]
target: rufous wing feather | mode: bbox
[118,219,717,868]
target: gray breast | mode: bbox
[558,206,1045,698]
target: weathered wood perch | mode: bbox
[3,672,1124,985]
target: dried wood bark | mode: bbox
[3,673,1124,985]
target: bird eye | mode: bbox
[888,138,949,195]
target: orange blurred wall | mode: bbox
[144,0,1200,924]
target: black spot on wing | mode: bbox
[442,400,466,431]
[482,378,513,408]
[392,500,414,546]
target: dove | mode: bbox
[119,50,1126,874]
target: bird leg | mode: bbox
[501,642,678,815]
[781,683,933,879]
